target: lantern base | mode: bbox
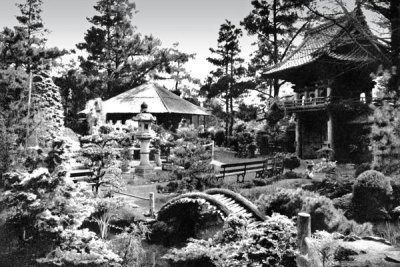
[134,164,155,178]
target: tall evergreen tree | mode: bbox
[77,0,173,98]
[0,0,66,150]
[242,0,310,97]
[207,20,244,137]
[0,0,66,73]
[167,43,196,96]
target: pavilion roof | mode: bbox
[264,10,385,79]
[102,82,210,116]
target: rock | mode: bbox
[362,236,392,246]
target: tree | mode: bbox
[207,20,245,138]
[77,0,174,99]
[0,0,66,155]
[0,0,66,73]
[362,0,400,94]
[167,43,197,96]
[242,0,311,97]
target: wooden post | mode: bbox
[295,114,301,158]
[149,192,155,218]
[297,212,311,255]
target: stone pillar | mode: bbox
[140,139,151,166]
[296,114,302,158]
[315,88,319,98]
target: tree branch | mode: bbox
[280,21,309,61]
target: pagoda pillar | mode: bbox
[295,114,302,158]
[327,111,334,153]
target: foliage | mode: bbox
[77,0,187,99]
[0,0,67,73]
[214,129,225,146]
[164,213,297,267]
[283,154,300,171]
[92,197,123,239]
[37,228,121,266]
[265,99,285,126]
[168,141,216,192]
[257,188,373,235]
[236,103,258,122]
[79,129,126,195]
[205,20,252,138]
[374,221,400,248]
[312,231,339,267]
[303,179,353,200]
[371,97,400,176]
[354,162,371,178]
[229,121,257,158]
[313,161,339,180]
[160,127,217,192]
[241,0,310,96]
[352,170,392,222]
[109,223,149,267]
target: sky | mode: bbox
[0,0,257,81]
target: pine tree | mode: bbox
[77,0,173,98]
[167,43,196,96]
[242,0,310,97]
[207,20,244,138]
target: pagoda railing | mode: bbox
[283,96,373,111]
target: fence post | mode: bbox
[297,212,311,255]
[149,192,155,218]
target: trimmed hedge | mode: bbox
[352,170,392,222]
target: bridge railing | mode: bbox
[113,191,155,218]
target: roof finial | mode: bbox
[140,102,148,113]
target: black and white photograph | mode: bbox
[0,0,400,266]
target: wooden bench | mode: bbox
[215,157,285,183]
[68,169,94,182]
[215,160,264,183]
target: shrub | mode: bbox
[302,179,353,199]
[163,213,297,267]
[354,162,371,178]
[332,193,354,218]
[352,170,392,222]
[257,188,372,235]
[283,155,300,171]
[214,130,225,146]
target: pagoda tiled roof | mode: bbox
[264,11,383,77]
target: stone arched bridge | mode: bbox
[158,188,265,224]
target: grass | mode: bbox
[374,221,400,247]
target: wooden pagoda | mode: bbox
[264,9,386,161]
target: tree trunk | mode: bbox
[225,51,229,144]
[272,0,280,96]
[390,0,400,93]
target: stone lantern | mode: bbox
[133,102,156,177]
